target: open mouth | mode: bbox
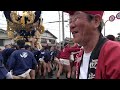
[72,31,78,34]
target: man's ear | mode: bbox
[93,15,102,28]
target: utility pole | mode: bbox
[70,31,71,39]
[58,11,61,42]
[58,11,61,50]
[104,20,109,36]
[62,11,65,47]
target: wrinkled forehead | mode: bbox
[67,11,103,21]
[67,11,85,16]
[65,11,104,16]
[69,11,89,20]
[69,11,87,20]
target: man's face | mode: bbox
[69,11,98,45]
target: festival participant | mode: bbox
[64,11,120,79]
[0,52,13,79]
[6,40,37,79]
[56,43,80,79]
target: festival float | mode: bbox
[3,11,45,50]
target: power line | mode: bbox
[43,20,69,24]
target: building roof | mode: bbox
[0,29,58,39]
[45,30,57,39]
[0,29,6,33]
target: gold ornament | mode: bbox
[4,11,44,50]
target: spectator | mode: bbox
[106,34,116,41]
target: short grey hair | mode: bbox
[86,14,104,33]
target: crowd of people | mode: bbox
[0,39,82,79]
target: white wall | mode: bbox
[0,39,11,50]
[0,33,7,38]
[4,39,12,45]
[42,32,56,39]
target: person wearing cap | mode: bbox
[64,11,120,79]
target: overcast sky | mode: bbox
[0,11,120,42]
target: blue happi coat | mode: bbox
[6,49,37,75]
[0,53,8,79]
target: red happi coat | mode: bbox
[76,38,120,79]
[59,45,80,60]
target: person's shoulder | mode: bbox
[104,40,120,47]
[2,48,8,51]
[25,50,33,53]
[2,48,11,52]
[12,49,19,53]
[15,49,27,54]
[102,40,120,52]
[8,50,18,56]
